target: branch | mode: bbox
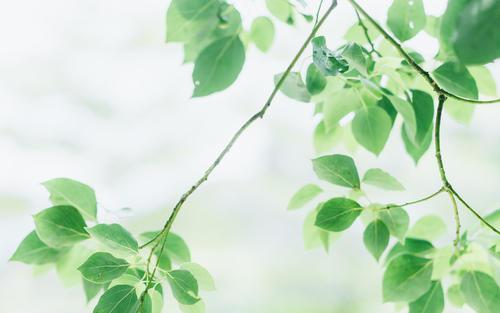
[346,0,500,105]
[353,8,381,57]
[381,187,444,210]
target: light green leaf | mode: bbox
[192,36,245,97]
[468,66,497,97]
[315,197,363,232]
[461,271,500,313]
[266,0,294,24]
[181,263,216,291]
[141,232,191,263]
[82,278,103,303]
[363,168,404,191]
[312,154,360,189]
[379,207,409,240]
[312,36,349,76]
[363,219,390,261]
[389,96,417,140]
[387,0,426,41]
[431,247,453,280]
[383,254,433,302]
[180,300,206,313]
[87,224,138,258]
[167,270,200,305]
[303,206,340,251]
[34,205,89,248]
[401,122,432,164]
[411,90,434,145]
[352,106,392,155]
[408,215,447,241]
[176,0,219,20]
[447,284,465,308]
[287,184,323,210]
[42,178,97,221]
[452,0,500,65]
[78,252,129,284]
[165,0,218,43]
[306,63,327,95]
[93,284,139,313]
[274,72,311,103]
[250,17,275,52]
[323,88,361,129]
[313,120,341,154]
[10,231,60,265]
[342,42,367,75]
[409,281,444,313]
[344,19,380,44]
[445,98,475,124]
[433,62,478,100]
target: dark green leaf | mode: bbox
[312,36,349,76]
[401,122,432,164]
[315,197,363,232]
[274,72,311,103]
[411,90,434,145]
[192,36,245,97]
[438,0,468,60]
[78,252,129,284]
[87,224,138,257]
[167,270,200,305]
[452,0,500,65]
[312,154,360,189]
[287,184,323,210]
[83,278,103,303]
[42,178,97,221]
[250,17,275,52]
[93,284,139,313]
[409,281,445,313]
[363,219,390,261]
[306,63,327,95]
[461,271,500,313]
[433,62,478,100]
[363,168,405,191]
[352,106,392,155]
[389,96,417,140]
[10,231,60,264]
[379,207,409,240]
[34,205,89,248]
[387,0,426,41]
[377,95,397,125]
[383,254,433,302]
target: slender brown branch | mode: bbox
[346,0,500,105]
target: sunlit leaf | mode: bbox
[315,197,363,232]
[363,219,390,261]
[94,284,139,313]
[250,17,275,52]
[78,252,129,284]
[312,154,360,189]
[363,168,405,191]
[387,0,426,41]
[287,184,323,210]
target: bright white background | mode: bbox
[0,0,498,312]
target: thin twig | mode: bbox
[346,0,500,105]
[381,187,444,210]
[353,9,381,57]
[446,191,460,250]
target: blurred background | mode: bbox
[0,0,498,312]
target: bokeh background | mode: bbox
[1,0,498,312]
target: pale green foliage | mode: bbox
[287,184,323,210]
[87,224,139,257]
[409,281,444,313]
[387,0,426,41]
[93,285,139,313]
[78,252,129,284]
[275,72,311,102]
[167,270,200,305]
[312,154,360,189]
[250,17,275,52]
[363,219,390,260]
[363,168,405,191]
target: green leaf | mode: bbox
[408,215,447,241]
[306,63,327,95]
[352,106,392,155]
[461,271,500,313]
[409,281,444,313]
[312,154,360,189]
[377,95,398,125]
[274,72,311,103]
[33,205,89,248]
[344,19,380,44]
[167,270,200,305]
[378,207,409,240]
[387,0,426,41]
[265,0,294,24]
[87,224,138,258]
[363,168,405,191]
[313,120,341,154]
[323,88,361,129]
[180,301,206,313]
[445,98,475,124]
[287,184,323,210]
[447,284,465,308]
[438,0,468,60]
[383,254,433,302]
[83,278,103,303]
[42,178,97,221]
[312,36,349,76]
[250,17,275,52]
[93,284,139,313]
[433,62,478,100]
[315,197,363,232]
[411,90,434,145]
[78,252,129,284]
[10,231,60,265]
[141,232,191,263]
[165,0,218,43]
[363,219,390,261]
[341,42,367,75]
[468,66,497,97]
[401,122,432,164]
[176,0,219,20]
[389,96,417,140]
[180,263,216,291]
[192,36,245,97]
[452,0,500,65]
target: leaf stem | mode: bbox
[346,0,500,105]
[382,187,444,210]
[353,8,381,57]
